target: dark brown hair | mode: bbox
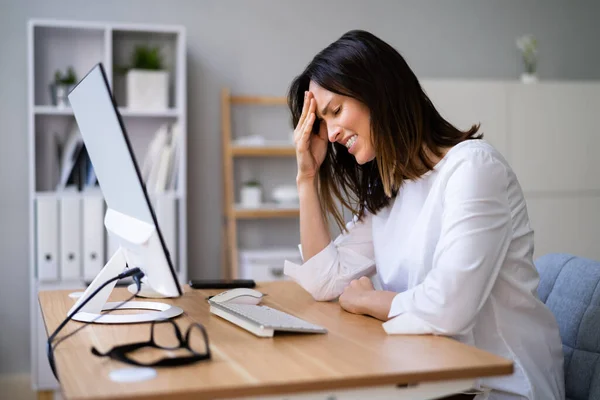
[287,30,481,231]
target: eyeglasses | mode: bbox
[91,319,211,367]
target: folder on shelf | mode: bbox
[35,197,59,282]
[59,192,82,280]
[82,190,105,281]
[141,124,169,184]
[168,122,181,191]
[56,124,84,191]
[154,145,174,193]
[143,123,180,193]
[154,194,178,271]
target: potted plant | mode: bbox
[240,180,262,208]
[123,44,169,110]
[516,34,538,84]
[51,66,77,108]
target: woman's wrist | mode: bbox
[361,290,397,321]
[296,175,318,190]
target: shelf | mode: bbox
[34,106,181,118]
[233,203,299,219]
[118,108,181,118]
[35,190,182,199]
[34,106,75,116]
[231,96,286,106]
[231,145,295,157]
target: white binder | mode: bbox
[155,195,178,271]
[82,191,105,281]
[59,193,82,281]
[36,196,59,282]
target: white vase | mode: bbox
[54,84,71,108]
[241,186,262,208]
[126,69,169,110]
[520,73,538,84]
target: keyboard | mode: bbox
[208,301,328,337]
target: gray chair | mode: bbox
[535,253,600,400]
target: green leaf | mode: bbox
[131,44,164,70]
[53,66,77,85]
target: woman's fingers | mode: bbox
[300,100,316,143]
[302,113,316,144]
[297,118,314,153]
[295,91,310,135]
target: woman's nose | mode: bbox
[328,125,342,143]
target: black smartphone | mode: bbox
[188,279,256,289]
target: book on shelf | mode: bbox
[46,120,182,195]
[142,122,181,194]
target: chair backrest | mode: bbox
[535,253,600,400]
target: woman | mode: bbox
[283,30,564,400]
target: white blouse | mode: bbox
[284,140,565,400]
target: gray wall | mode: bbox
[1,0,599,374]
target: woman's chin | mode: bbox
[352,150,375,165]
[353,153,367,165]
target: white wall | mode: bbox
[423,81,600,260]
[1,0,599,375]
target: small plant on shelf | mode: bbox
[131,45,164,70]
[243,180,261,187]
[54,66,78,85]
[241,180,262,208]
[119,44,169,111]
[116,44,165,73]
[50,66,77,108]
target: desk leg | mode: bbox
[234,379,475,400]
[37,390,54,400]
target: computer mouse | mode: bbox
[208,288,264,305]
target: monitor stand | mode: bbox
[68,210,183,324]
[126,280,169,298]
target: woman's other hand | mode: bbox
[339,276,397,321]
[339,276,375,315]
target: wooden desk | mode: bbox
[39,281,513,400]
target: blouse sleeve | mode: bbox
[284,213,376,301]
[383,154,512,336]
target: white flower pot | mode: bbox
[241,186,262,208]
[126,69,169,110]
[52,84,73,108]
[520,73,538,84]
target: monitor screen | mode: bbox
[68,63,181,297]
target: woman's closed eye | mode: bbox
[333,106,341,116]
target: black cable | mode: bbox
[47,268,145,381]
[51,288,138,351]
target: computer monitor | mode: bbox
[66,63,183,324]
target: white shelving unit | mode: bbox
[27,19,187,396]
